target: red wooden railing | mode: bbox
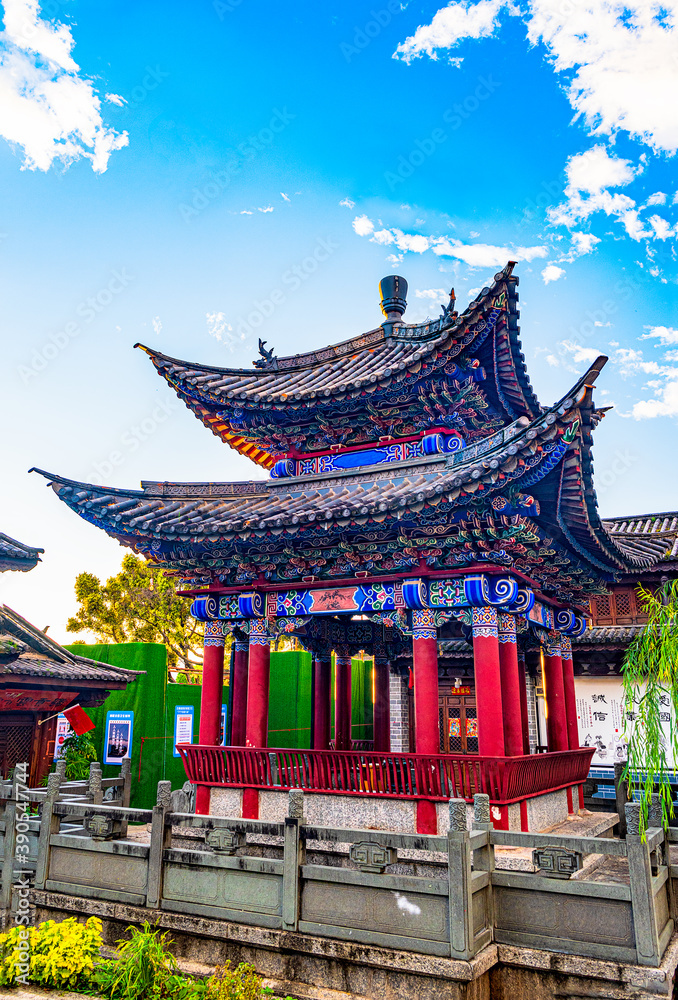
[177,745,595,805]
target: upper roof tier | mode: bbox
[136,262,541,467]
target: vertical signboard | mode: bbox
[173,705,194,756]
[103,710,134,765]
[54,714,72,760]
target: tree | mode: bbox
[67,554,203,670]
[622,579,678,833]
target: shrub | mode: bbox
[0,916,102,989]
[61,732,98,781]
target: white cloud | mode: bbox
[433,237,547,266]
[257,205,274,213]
[280,192,290,201]
[351,215,548,267]
[542,264,565,284]
[240,209,253,215]
[415,287,448,301]
[0,0,128,172]
[105,93,126,106]
[352,214,374,236]
[396,2,678,151]
[395,0,503,65]
[340,197,356,209]
[648,214,675,239]
[642,326,678,345]
[394,2,678,273]
[633,374,678,419]
[206,311,236,345]
[152,316,162,336]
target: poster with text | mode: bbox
[104,710,134,765]
[173,705,194,756]
[574,676,675,769]
[54,713,72,760]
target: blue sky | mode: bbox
[0,0,676,639]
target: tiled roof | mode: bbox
[573,625,644,647]
[602,513,678,563]
[0,605,142,686]
[32,359,659,604]
[0,533,43,573]
[136,263,541,464]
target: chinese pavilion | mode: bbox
[32,262,656,832]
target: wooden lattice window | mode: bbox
[614,591,633,619]
[593,594,612,623]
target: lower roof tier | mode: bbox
[33,360,656,609]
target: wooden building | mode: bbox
[34,264,669,831]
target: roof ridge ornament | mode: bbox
[379,275,407,331]
[253,339,278,370]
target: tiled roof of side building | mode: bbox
[0,533,44,572]
[0,605,143,685]
[602,512,678,563]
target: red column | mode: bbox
[498,613,524,756]
[245,618,271,748]
[313,654,331,750]
[472,607,505,757]
[230,639,249,746]
[199,622,225,745]
[412,611,440,755]
[561,636,580,749]
[373,645,391,752]
[543,636,568,751]
[517,650,530,754]
[196,622,225,814]
[334,653,352,751]
[412,610,439,834]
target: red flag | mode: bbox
[63,704,95,736]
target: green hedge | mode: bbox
[65,644,374,807]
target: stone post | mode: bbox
[282,789,304,931]
[147,781,172,909]
[447,798,474,960]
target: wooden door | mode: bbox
[440,688,478,754]
[0,713,36,778]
